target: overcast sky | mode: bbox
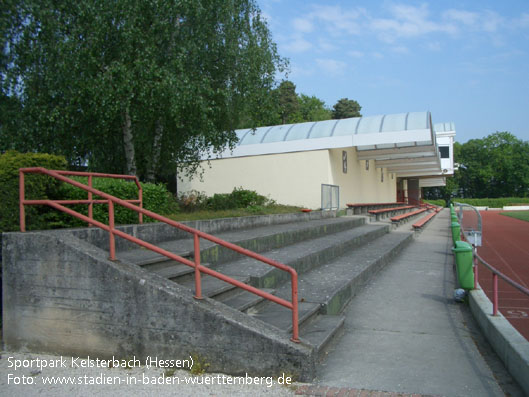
[257,0,529,143]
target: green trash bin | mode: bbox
[452,241,474,289]
[451,222,461,245]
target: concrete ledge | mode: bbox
[2,231,316,380]
[469,287,529,395]
[503,206,529,211]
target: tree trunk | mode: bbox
[146,119,163,182]
[122,107,136,176]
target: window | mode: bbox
[439,146,450,159]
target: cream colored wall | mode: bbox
[179,147,397,209]
[328,148,396,205]
[178,150,331,209]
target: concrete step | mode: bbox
[300,315,345,355]
[118,216,365,269]
[177,274,249,299]
[216,288,275,311]
[245,231,413,352]
[216,223,390,289]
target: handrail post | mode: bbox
[290,272,300,343]
[19,170,26,232]
[88,175,93,227]
[193,233,203,299]
[492,273,498,316]
[138,183,143,224]
[108,200,116,260]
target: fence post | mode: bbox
[88,175,93,227]
[492,273,498,316]
[290,272,300,343]
[108,200,116,260]
[19,170,26,232]
[194,233,203,299]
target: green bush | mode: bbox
[452,197,529,208]
[178,188,272,212]
[0,151,67,232]
[53,177,178,227]
[206,188,271,211]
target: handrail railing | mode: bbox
[19,169,143,229]
[473,249,529,317]
[19,167,300,342]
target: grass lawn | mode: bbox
[166,205,305,221]
[500,210,529,223]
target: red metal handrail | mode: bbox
[19,167,300,342]
[473,249,529,317]
[19,169,143,229]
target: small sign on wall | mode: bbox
[342,150,347,173]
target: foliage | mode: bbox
[178,187,272,212]
[500,211,529,223]
[0,151,67,232]
[50,177,178,228]
[452,197,529,208]
[424,132,529,200]
[292,95,332,123]
[424,199,446,207]
[166,204,302,222]
[1,0,286,182]
[332,98,362,119]
[278,80,299,124]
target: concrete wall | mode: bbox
[469,288,529,395]
[179,148,396,209]
[2,231,315,380]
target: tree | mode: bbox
[295,95,332,122]
[332,98,362,119]
[1,0,286,181]
[277,80,299,124]
[425,132,529,200]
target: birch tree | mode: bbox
[1,0,285,181]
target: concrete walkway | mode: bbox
[313,209,508,397]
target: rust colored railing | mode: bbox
[473,248,529,317]
[19,167,300,342]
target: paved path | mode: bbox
[477,210,529,341]
[313,210,507,397]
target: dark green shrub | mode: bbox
[0,151,67,232]
[54,177,178,227]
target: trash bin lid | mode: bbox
[452,240,472,252]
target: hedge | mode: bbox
[52,177,178,228]
[0,151,67,232]
[0,151,178,232]
[451,197,529,208]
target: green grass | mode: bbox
[165,205,304,222]
[500,210,529,223]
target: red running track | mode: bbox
[476,210,529,341]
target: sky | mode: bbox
[256,0,529,143]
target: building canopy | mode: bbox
[214,111,454,182]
